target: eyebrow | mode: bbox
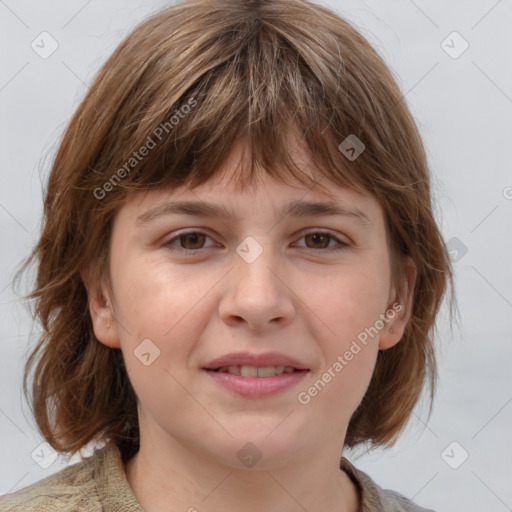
[136,199,372,230]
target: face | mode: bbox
[86,141,416,470]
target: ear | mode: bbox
[81,267,121,349]
[378,255,417,350]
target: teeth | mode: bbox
[257,366,278,377]
[240,365,258,377]
[215,365,296,376]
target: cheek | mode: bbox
[301,262,391,347]
[112,256,211,338]
[110,258,219,393]
[112,262,216,424]
[296,265,388,409]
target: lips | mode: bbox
[202,351,311,397]
[202,351,310,372]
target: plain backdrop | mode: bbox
[1,1,511,510]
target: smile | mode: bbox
[211,365,299,377]
[203,367,309,397]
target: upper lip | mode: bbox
[203,351,310,370]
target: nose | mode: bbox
[218,244,296,332]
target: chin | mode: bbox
[203,426,308,470]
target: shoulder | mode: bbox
[379,488,437,512]
[0,447,102,512]
[340,456,437,512]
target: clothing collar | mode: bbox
[340,455,389,512]
[93,441,144,512]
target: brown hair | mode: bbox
[14,0,456,462]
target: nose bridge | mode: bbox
[219,233,294,329]
[234,234,279,294]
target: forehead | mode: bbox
[114,137,382,227]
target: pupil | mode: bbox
[308,233,328,248]
[182,233,203,249]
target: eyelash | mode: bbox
[162,230,349,256]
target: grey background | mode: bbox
[1,1,511,510]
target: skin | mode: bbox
[84,140,416,512]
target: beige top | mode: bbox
[0,441,435,511]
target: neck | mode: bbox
[123,435,360,512]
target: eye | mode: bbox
[294,231,348,252]
[162,229,349,255]
[163,231,216,253]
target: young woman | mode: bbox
[1,0,454,510]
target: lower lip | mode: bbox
[203,369,309,397]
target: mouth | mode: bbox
[202,365,309,397]
[205,365,306,377]
[201,352,310,396]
